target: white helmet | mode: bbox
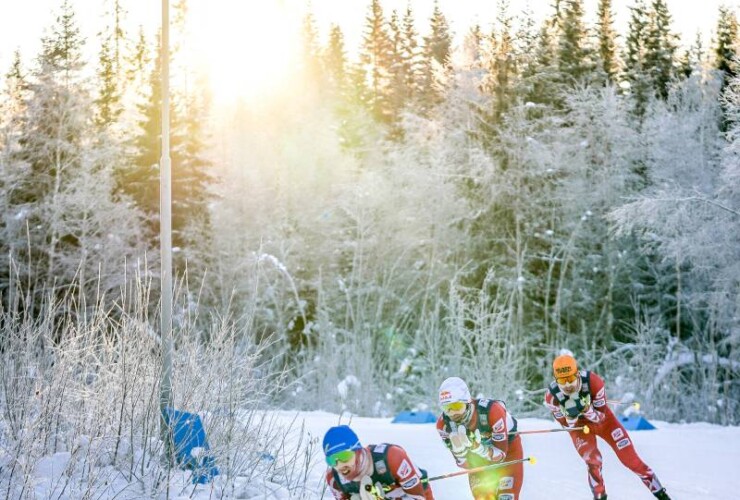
[438,377,472,406]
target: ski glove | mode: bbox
[450,424,473,456]
[358,475,382,500]
[565,415,579,427]
[582,406,605,424]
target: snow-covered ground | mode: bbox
[296,412,738,499]
[24,411,740,499]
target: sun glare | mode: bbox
[190,1,300,104]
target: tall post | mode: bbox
[159,0,174,444]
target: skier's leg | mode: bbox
[492,435,523,500]
[599,413,664,494]
[569,427,606,498]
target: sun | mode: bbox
[188,1,301,104]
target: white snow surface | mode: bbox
[24,412,740,499]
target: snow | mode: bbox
[23,412,740,499]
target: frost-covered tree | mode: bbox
[714,4,739,85]
[608,71,736,423]
[0,51,30,300]
[6,0,144,310]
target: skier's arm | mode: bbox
[581,372,607,423]
[436,418,468,467]
[481,403,509,463]
[544,393,568,427]
[386,446,428,499]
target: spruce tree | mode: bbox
[401,3,424,107]
[358,0,394,124]
[645,0,678,99]
[623,0,652,118]
[10,0,143,304]
[300,10,323,92]
[0,51,29,295]
[324,24,347,94]
[424,0,452,67]
[714,5,739,86]
[595,0,619,84]
[419,1,453,112]
[557,0,591,83]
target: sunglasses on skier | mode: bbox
[326,449,356,467]
[556,373,579,385]
[441,401,467,414]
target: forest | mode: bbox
[1,3,738,482]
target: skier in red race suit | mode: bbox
[436,377,524,500]
[544,354,671,500]
[323,425,435,500]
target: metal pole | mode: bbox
[159,0,173,445]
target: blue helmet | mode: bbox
[322,425,362,456]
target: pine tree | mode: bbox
[419,0,453,112]
[424,0,452,67]
[480,1,517,128]
[0,51,29,296]
[557,0,591,83]
[623,0,652,118]
[645,0,678,99]
[714,5,739,86]
[401,3,424,106]
[595,0,619,84]
[324,24,347,94]
[358,0,394,123]
[94,0,127,129]
[300,10,323,92]
[119,32,162,224]
[9,0,143,304]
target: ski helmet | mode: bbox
[322,425,362,457]
[553,354,578,379]
[438,377,472,406]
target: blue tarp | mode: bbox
[619,414,656,430]
[163,407,220,484]
[391,410,437,424]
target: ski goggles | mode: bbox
[326,449,356,467]
[441,401,467,413]
[556,373,578,385]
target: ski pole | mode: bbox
[383,457,537,491]
[608,400,640,410]
[424,456,535,483]
[509,425,590,436]
[375,457,536,494]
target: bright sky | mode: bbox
[1,0,739,104]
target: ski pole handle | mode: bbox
[509,425,590,436]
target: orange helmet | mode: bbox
[552,354,578,379]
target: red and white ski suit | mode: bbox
[436,399,524,500]
[325,444,434,499]
[544,371,664,498]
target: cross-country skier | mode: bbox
[323,425,435,500]
[544,353,671,500]
[436,377,524,500]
